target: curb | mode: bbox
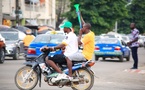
[123,69,145,74]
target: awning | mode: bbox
[3,14,16,20]
[26,20,38,25]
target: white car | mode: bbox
[0,34,5,43]
[102,34,123,41]
[139,36,145,47]
[138,38,144,47]
[121,35,130,44]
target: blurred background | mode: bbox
[0,0,144,35]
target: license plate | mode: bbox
[103,47,112,50]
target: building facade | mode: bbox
[2,0,56,28]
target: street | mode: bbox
[0,48,145,90]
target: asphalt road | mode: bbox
[0,48,145,90]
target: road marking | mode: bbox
[123,69,145,74]
[138,70,145,74]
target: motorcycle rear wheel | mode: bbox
[15,66,38,90]
[71,68,94,90]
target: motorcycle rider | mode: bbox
[41,21,78,81]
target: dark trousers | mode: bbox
[131,47,138,68]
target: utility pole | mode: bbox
[0,0,2,25]
[15,0,19,26]
[114,21,118,33]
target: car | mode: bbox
[121,35,130,44]
[94,38,130,62]
[13,25,31,34]
[38,26,55,34]
[138,35,145,47]
[0,28,26,60]
[46,30,65,35]
[139,36,145,47]
[95,35,104,43]
[26,34,65,61]
[102,34,123,41]
[138,38,144,47]
[0,34,6,64]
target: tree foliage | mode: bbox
[64,0,128,35]
[118,0,145,34]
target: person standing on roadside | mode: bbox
[23,29,35,55]
[127,23,139,69]
[23,29,35,47]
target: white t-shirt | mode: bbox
[62,32,78,56]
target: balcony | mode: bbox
[25,3,45,12]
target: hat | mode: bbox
[60,21,72,28]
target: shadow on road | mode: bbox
[5,56,25,61]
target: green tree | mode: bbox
[118,0,145,34]
[65,0,128,35]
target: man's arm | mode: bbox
[78,29,83,45]
[127,36,139,46]
[78,36,82,45]
[129,37,139,44]
[40,43,65,51]
[53,44,65,50]
[80,15,85,26]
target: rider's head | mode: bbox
[82,23,91,34]
[60,21,72,33]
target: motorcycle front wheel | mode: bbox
[71,68,94,90]
[15,66,38,90]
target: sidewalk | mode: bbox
[123,65,145,74]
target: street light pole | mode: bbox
[0,0,2,25]
[15,0,19,26]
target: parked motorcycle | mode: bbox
[14,48,95,90]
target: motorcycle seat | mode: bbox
[72,60,87,64]
[58,60,88,68]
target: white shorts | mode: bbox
[67,51,86,61]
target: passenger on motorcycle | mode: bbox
[41,21,78,82]
[67,22,95,74]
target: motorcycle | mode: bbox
[14,48,95,90]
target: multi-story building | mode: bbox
[2,0,56,28]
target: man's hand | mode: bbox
[127,41,132,46]
[40,46,49,52]
[49,47,55,51]
[79,29,83,36]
